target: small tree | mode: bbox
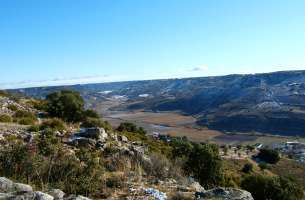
[46,90,85,122]
[185,143,224,189]
[241,175,303,200]
[257,148,280,164]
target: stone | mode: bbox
[143,188,167,200]
[73,138,96,148]
[0,177,14,193]
[118,135,128,142]
[48,189,65,200]
[64,195,91,200]
[195,187,253,200]
[13,182,33,192]
[77,128,107,141]
[35,191,54,200]
[189,181,204,192]
[10,192,36,200]
[74,195,91,200]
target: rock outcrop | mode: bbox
[195,187,254,200]
[0,177,92,200]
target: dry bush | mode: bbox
[170,192,194,200]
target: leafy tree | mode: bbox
[185,143,224,189]
[46,90,85,122]
[83,109,100,118]
[241,175,303,200]
[171,139,193,159]
[257,148,280,164]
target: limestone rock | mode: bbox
[0,177,14,193]
[189,181,204,192]
[118,135,128,142]
[48,189,65,200]
[13,182,33,192]
[195,187,253,200]
[35,191,54,200]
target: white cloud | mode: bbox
[0,74,130,89]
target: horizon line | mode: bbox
[3,69,305,90]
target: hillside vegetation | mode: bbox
[0,90,304,200]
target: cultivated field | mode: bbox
[97,100,305,145]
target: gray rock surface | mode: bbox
[13,182,33,192]
[35,191,54,200]
[195,187,254,200]
[0,177,91,200]
[48,189,65,200]
[0,177,14,193]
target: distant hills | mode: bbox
[10,70,305,136]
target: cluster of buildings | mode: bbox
[273,141,305,163]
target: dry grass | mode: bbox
[270,158,305,189]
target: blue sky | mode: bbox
[1,0,305,89]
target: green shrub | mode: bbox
[185,143,224,189]
[46,90,85,122]
[7,104,18,111]
[171,139,193,159]
[257,148,280,164]
[0,90,9,97]
[83,109,100,118]
[18,117,36,125]
[242,163,253,173]
[14,110,36,120]
[0,114,12,123]
[117,122,146,135]
[40,118,66,131]
[27,125,40,132]
[241,175,303,200]
[258,163,270,171]
[81,117,104,128]
[27,99,48,111]
[105,174,126,188]
[0,138,104,196]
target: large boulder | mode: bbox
[64,195,91,200]
[35,191,54,200]
[195,187,253,200]
[48,189,65,200]
[0,177,14,193]
[13,183,33,192]
[77,128,107,141]
[72,138,97,148]
[189,181,204,192]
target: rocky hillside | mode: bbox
[0,90,303,200]
[12,70,305,136]
[0,91,259,200]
